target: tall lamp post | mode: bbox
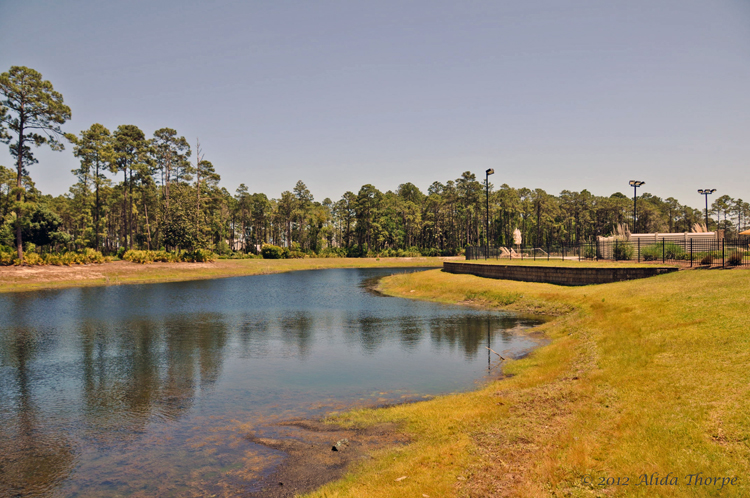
[485,168,494,259]
[698,189,716,230]
[629,180,645,233]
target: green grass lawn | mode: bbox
[304,268,750,497]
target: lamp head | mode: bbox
[629,180,645,187]
[486,168,494,175]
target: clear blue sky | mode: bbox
[1,0,749,208]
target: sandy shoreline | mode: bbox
[0,257,454,293]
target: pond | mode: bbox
[0,267,544,497]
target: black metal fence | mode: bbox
[466,237,750,267]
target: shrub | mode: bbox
[644,242,688,261]
[215,240,232,256]
[287,250,306,259]
[218,252,261,260]
[0,248,108,266]
[0,246,14,265]
[612,242,634,261]
[184,249,217,263]
[727,252,744,266]
[261,244,285,259]
[700,254,714,266]
[318,247,347,258]
[123,249,215,264]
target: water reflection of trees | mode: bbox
[280,312,314,358]
[428,315,523,359]
[337,313,526,358]
[0,313,229,495]
[0,327,76,498]
[80,314,228,441]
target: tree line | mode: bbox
[2,66,748,260]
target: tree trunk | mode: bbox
[95,159,100,251]
[15,116,25,262]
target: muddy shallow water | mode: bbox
[0,267,543,497]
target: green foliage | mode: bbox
[21,206,63,246]
[122,249,216,264]
[217,252,261,260]
[0,245,14,265]
[640,242,687,261]
[612,242,634,261]
[261,244,285,259]
[183,249,217,263]
[163,209,197,250]
[123,249,180,264]
[0,66,72,260]
[0,248,108,266]
[376,247,422,258]
[214,240,232,255]
[317,247,348,258]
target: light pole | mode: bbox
[629,180,645,233]
[485,168,494,259]
[698,189,716,230]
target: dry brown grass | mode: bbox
[0,257,452,293]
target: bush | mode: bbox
[318,247,347,258]
[287,250,306,259]
[218,252,261,260]
[215,240,232,256]
[261,244,285,259]
[641,244,661,261]
[613,242,634,261]
[183,249,217,263]
[641,242,690,262]
[727,252,744,266]
[122,249,215,264]
[583,245,597,259]
[419,247,440,257]
[0,246,14,265]
[0,248,109,266]
[700,254,714,266]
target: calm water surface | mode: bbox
[0,268,543,497]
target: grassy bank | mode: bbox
[305,268,750,497]
[0,257,449,293]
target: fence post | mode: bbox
[722,239,725,268]
[547,242,550,261]
[662,238,665,263]
[690,238,693,267]
[638,239,641,263]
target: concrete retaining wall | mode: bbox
[443,262,677,286]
